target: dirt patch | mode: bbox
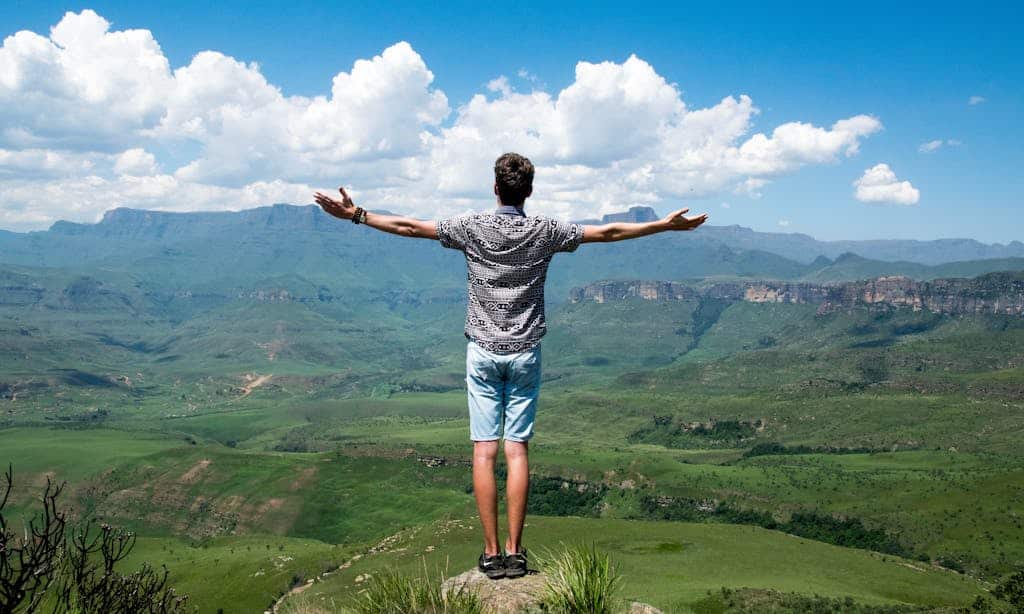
[239,373,273,396]
[179,459,211,483]
[219,495,246,512]
[289,466,317,491]
[258,498,285,514]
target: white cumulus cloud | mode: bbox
[113,148,157,175]
[0,9,886,230]
[0,10,172,150]
[853,163,920,205]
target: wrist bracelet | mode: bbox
[352,207,366,224]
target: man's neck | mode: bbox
[496,204,526,216]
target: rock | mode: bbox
[629,602,664,614]
[442,569,547,613]
[441,569,662,614]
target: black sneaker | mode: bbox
[503,548,528,578]
[478,552,505,579]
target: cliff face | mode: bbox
[569,272,1024,316]
[818,274,1024,316]
[568,280,697,303]
[569,280,832,306]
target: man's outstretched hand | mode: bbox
[662,208,709,231]
[314,187,356,220]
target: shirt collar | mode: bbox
[495,205,526,217]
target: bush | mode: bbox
[540,542,621,614]
[348,562,481,614]
[992,569,1024,610]
[0,465,189,613]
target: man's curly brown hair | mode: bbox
[494,153,534,207]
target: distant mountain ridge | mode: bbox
[570,271,1024,317]
[0,205,1021,303]
[574,205,1024,265]
[5,203,1021,266]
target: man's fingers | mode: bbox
[314,193,339,211]
[668,211,708,230]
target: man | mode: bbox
[314,153,707,580]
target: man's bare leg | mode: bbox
[473,440,501,556]
[504,440,529,553]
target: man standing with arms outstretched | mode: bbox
[314,153,708,580]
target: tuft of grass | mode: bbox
[276,592,337,614]
[348,560,482,614]
[540,542,622,614]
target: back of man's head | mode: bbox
[494,153,534,207]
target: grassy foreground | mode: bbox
[286,515,982,613]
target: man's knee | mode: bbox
[474,440,500,464]
[503,440,529,461]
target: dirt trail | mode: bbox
[240,373,272,396]
[267,527,416,613]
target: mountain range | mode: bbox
[0,204,1021,307]
[580,206,1024,264]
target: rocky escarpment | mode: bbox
[569,280,699,303]
[570,272,1024,316]
[817,274,1024,315]
[441,569,662,614]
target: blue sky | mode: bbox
[0,0,1020,242]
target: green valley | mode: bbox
[2,205,1022,612]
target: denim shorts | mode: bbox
[466,339,542,442]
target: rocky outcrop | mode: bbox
[569,280,697,303]
[570,272,1024,316]
[742,282,831,305]
[570,279,831,305]
[817,273,1024,315]
[441,569,662,614]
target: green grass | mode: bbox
[286,515,983,613]
[540,542,622,614]
[3,265,1024,609]
[346,564,483,614]
[122,535,350,614]
[0,426,185,483]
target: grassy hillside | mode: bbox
[3,233,1023,610]
[288,514,983,612]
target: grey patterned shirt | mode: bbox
[436,206,584,354]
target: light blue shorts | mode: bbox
[466,339,542,442]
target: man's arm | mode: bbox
[581,208,708,243]
[314,187,438,240]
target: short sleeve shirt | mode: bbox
[436,206,583,353]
